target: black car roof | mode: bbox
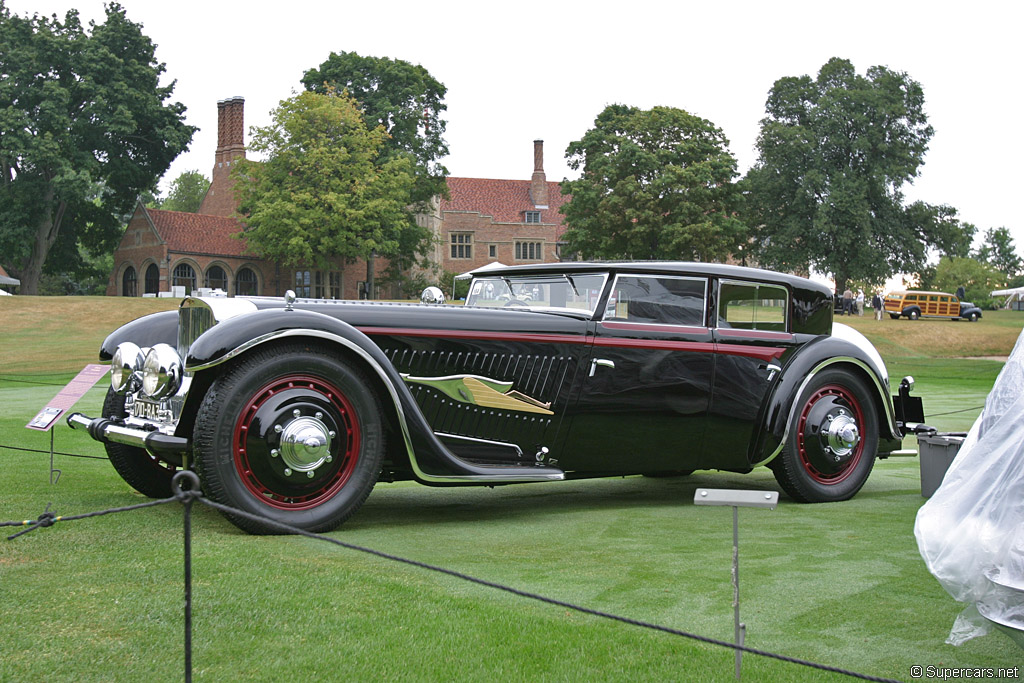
[469,261,830,294]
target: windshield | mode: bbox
[466,273,608,316]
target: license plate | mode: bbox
[131,399,162,420]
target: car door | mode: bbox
[710,279,800,467]
[560,274,714,472]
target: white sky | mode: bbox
[10,0,1023,253]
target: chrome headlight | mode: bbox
[111,342,144,394]
[142,343,182,399]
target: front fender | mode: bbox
[99,310,180,361]
[752,332,900,464]
[184,308,563,484]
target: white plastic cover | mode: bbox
[915,328,1024,647]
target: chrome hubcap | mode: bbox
[278,415,333,474]
[825,412,859,457]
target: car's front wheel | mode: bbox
[907,310,920,320]
[967,312,979,322]
[194,342,384,534]
[102,388,178,498]
[770,369,878,503]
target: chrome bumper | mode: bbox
[67,412,190,456]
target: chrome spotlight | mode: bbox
[420,286,446,304]
[141,343,182,399]
[111,342,144,394]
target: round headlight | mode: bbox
[111,342,144,394]
[142,343,182,399]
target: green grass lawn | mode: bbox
[2,298,1023,681]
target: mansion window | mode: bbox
[122,266,137,297]
[515,241,543,261]
[205,265,227,291]
[236,267,258,296]
[450,232,473,259]
[144,264,160,294]
[295,269,342,299]
[172,263,196,294]
[524,211,541,224]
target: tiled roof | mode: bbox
[146,208,251,257]
[442,177,568,225]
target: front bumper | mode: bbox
[67,412,190,456]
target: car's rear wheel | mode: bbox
[770,369,878,503]
[889,313,900,320]
[102,388,178,498]
[194,342,384,534]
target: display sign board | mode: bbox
[26,364,108,431]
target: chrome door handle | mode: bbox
[589,359,615,377]
[765,363,781,381]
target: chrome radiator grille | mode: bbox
[177,303,215,360]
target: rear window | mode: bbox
[718,281,789,331]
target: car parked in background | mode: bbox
[69,262,916,534]
[883,290,983,322]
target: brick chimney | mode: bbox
[530,139,549,208]
[198,96,246,217]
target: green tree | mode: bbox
[302,51,448,206]
[159,170,209,213]
[559,104,746,261]
[974,227,1021,278]
[744,57,972,291]
[302,52,446,293]
[0,3,195,294]
[232,89,417,291]
[933,256,1003,309]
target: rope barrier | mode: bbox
[2,478,906,683]
[0,443,108,460]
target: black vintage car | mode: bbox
[69,262,915,534]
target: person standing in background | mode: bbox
[856,290,865,316]
[872,292,884,320]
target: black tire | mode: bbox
[770,369,878,503]
[968,312,979,322]
[102,388,178,498]
[194,342,384,534]
[907,310,920,320]
[889,313,900,320]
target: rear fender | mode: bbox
[752,334,900,465]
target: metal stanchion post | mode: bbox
[694,489,778,679]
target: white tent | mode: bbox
[991,287,1024,309]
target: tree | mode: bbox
[0,3,195,294]
[559,104,746,261]
[302,52,447,293]
[232,90,417,282]
[932,256,1003,310]
[302,51,448,206]
[159,170,209,213]
[743,57,973,291]
[974,227,1021,279]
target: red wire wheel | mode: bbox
[194,342,384,534]
[795,384,865,485]
[232,375,361,510]
[771,368,879,503]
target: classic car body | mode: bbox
[69,262,914,534]
[883,290,983,322]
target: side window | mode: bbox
[605,275,706,326]
[719,281,789,331]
